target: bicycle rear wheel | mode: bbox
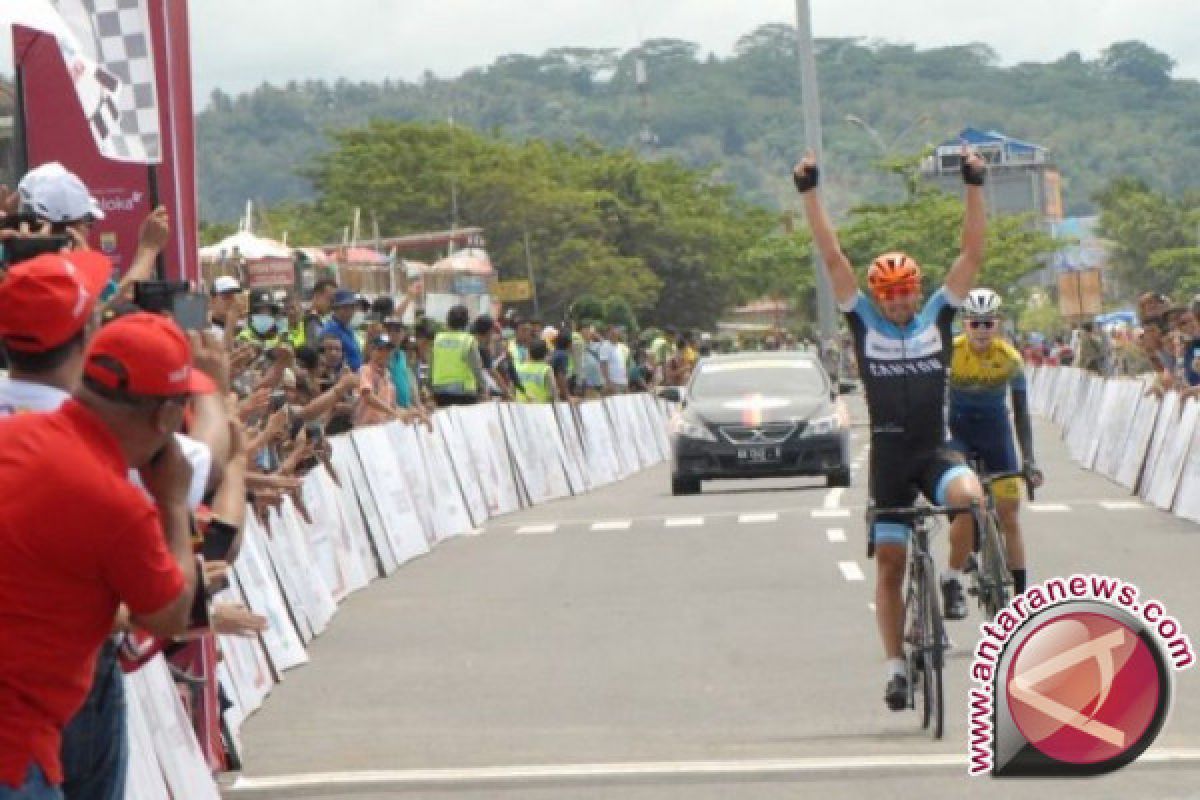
[919,553,945,740]
[979,510,1011,617]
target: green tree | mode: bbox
[1100,41,1175,88]
[1094,176,1194,296]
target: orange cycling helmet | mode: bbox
[867,252,922,295]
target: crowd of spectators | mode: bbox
[1018,292,1200,399]
[0,160,691,799]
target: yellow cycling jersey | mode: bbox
[947,334,1026,410]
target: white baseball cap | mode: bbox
[17,162,105,223]
[211,275,242,295]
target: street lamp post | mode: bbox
[845,113,931,157]
[793,0,836,352]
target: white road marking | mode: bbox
[515,524,558,535]
[664,516,705,528]
[738,512,779,524]
[1099,500,1147,511]
[823,488,845,509]
[838,561,865,582]
[811,509,851,519]
[228,749,1200,792]
[591,520,632,531]
[826,528,847,543]
[1029,503,1071,513]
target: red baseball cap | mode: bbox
[84,312,217,397]
[0,250,113,352]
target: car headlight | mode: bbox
[670,414,716,442]
[804,414,839,436]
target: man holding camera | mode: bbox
[0,312,209,799]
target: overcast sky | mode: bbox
[5,1,1199,104]
[185,0,1200,101]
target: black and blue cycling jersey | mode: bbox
[843,287,972,551]
[842,287,959,448]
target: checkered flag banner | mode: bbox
[4,0,162,164]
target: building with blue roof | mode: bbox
[921,127,1063,223]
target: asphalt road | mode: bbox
[229,399,1200,798]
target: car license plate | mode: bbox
[737,446,781,463]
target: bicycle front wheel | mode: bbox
[919,553,945,740]
[979,510,1012,617]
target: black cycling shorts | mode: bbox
[866,441,971,555]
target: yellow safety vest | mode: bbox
[508,340,528,366]
[236,326,282,349]
[431,331,477,393]
[516,361,552,403]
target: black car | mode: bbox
[663,352,851,495]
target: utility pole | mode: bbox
[523,229,541,318]
[794,1,837,352]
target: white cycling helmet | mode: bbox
[963,288,1002,317]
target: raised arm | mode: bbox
[943,146,988,299]
[793,150,858,307]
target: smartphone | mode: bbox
[305,420,324,445]
[1,234,72,266]
[172,292,209,332]
[133,280,189,314]
[187,559,210,629]
[268,390,288,413]
[201,519,238,562]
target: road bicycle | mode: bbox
[867,503,967,740]
[963,457,1036,619]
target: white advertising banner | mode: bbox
[126,656,221,800]
[331,435,397,574]
[435,411,489,526]
[352,424,431,566]
[554,403,590,495]
[416,422,475,541]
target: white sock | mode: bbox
[942,568,963,584]
[887,658,907,679]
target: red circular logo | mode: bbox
[1006,611,1161,765]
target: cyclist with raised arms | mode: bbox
[793,144,989,711]
[948,288,1044,595]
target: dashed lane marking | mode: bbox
[1099,501,1148,511]
[826,528,847,543]
[498,499,1148,535]
[823,488,845,509]
[838,561,865,582]
[591,520,632,531]
[516,524,558,535]
[738,512,779,524]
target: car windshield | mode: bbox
[689,359,826,399]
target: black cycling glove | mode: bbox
[961,158,986,186]
[793,164,819,193]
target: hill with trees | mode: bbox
[196,29,1200,223]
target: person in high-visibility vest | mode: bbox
[508,318,532,366]
[237,289,285,349]
[430,304,485,407]
[515,339,558,403]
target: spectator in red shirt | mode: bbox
[0,313,211,797]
